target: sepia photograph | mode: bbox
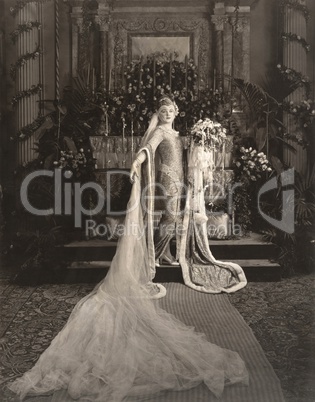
[0,0,314,401]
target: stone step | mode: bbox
[63,258,281,283]
[56,233,278,262]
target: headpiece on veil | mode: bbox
[140,95,179,147]
[156,95,179,116]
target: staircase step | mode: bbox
[222,259,281,281]
[64,258,281,283]
[54,232,281,283]
[56,233,278,261]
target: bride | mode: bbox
[8,96,248,401]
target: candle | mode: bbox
[122,116,125,154]
[139,56,143,95]
[92,68,95,92]
[131,118,134,154]
[197,53,200,95]
[105,110,109,135]
[153,55,156,89]
[108,68,111,92]
[184,55,188,92]
[100,55,103,81]
[169,52,173,90]
[121,54,125,88]
[213,68,216,92]
[222,141,225,170]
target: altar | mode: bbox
[90,135,235,170]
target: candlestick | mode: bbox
[169,53,173,91]
[153,55,156,91]
[121,54,125,88]
[109,68,112,92]
[92,68,95,93]
[197,53,200,95]
[210,146,214,202]
[100,56,103,81]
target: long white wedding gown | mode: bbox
[9,147,249,401]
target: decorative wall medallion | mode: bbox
[153,18,167,31]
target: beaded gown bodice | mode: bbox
[145,126,184,193]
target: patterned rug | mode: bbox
[0,274,314,402]
[228,274,315,402]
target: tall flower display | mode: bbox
[102,53,231,137]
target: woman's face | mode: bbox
[158,105,176,124]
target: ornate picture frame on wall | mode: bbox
[127,32,194,61]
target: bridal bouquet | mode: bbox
[190,118,227,149]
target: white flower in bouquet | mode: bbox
[190,118,227,149]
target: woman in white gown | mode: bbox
[8,96,248,401]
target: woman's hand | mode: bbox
[130,151,147,183]
[130,160,141,183]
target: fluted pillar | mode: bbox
[211,3,227,91]
[282,1,308,174]
[16,2,42,164]
[70,2,84,77]
[96,5,111,91]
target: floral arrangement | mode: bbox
[9,0,51,17]
[276,64,311,98]
[10,113,46,141]
[106,52,199,135]
[10,21,41,44]
[279,0,310,21]
[190,118,227,149]
[232,146,274,233]
[283,99,315,127]
[10,45,41,81]
[235,147,272,182]
[281,32,310,53]
[11,84,42,106]
[54,149,96,180]
[83,53,232,138]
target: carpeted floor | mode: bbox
[228,274,315,402]
[0,273,314,402]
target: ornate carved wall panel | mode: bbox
[111,16,212,90]
[66,2,251,95]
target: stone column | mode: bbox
[282,1,308,174]
[226,7,250,83]
[69,3,83,77]
[211,3,228,91]
[16,2,42,164]
[96,5,111,91]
